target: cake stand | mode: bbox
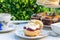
[36,0,60,11]
[43,4,60,13]
[36,0,60,27]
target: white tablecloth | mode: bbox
[0,23,60,40]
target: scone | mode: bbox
[23,20,43,37]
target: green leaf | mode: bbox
[0,0,4,2]
[16,4,20,9]
[12,0,18,2]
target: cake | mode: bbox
[37,0,45,5]
[31,14,40,20]
[23,20,43,37]
[59,0,60,5]
[45,0,59,5]
[42,13,60,25]
[31,12,60,25]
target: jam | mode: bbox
[24,27,26,29]
[27,28,34,31]
[36,28,40,30]
[24,27,40,31]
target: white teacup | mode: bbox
[0,13,12,30]
[51,22,60,35]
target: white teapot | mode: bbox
[0,13,12,30]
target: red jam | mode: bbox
[24,26,40,31]
[27,28,34,31]
[24,27,26,29]
[36,28,40,30]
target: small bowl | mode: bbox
[51,22,60,34]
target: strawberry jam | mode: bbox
[24,27,26,29]
[24,26,40,31]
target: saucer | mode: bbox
[48,31,60,37]
[44,4,60,8]
[0,23,15,33]
[15,30,48,39]
[11,20,29,24]
[0,27,15,33]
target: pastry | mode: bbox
[23,20,43,37]
[59,0,60,5]
[45,0,59,5]
[31,12,60,25]
[41,13,60,25]
[37,0,45,4]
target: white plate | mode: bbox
[0,23,15,33]
[44,4,60,8]
[11,20,29,24]
[15,30,48,39]
[0,27,15,33]
[44,25,51,27]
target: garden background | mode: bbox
[0,0,60,20]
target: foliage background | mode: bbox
[0,0,60,20]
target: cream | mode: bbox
[25,23,40,30]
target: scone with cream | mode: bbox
[23,20,43,37]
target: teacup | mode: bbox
[0,13,12,30]
[51,22,60,35]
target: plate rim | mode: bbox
[44,4,60,8]
[15,30,47,39]
[11,20,29,24]
[0,27,15,32]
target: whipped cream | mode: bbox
[25,23,40,30]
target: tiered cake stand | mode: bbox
[36,0,60,10]
[36,0,60,27]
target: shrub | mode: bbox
[0,0,60,20]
